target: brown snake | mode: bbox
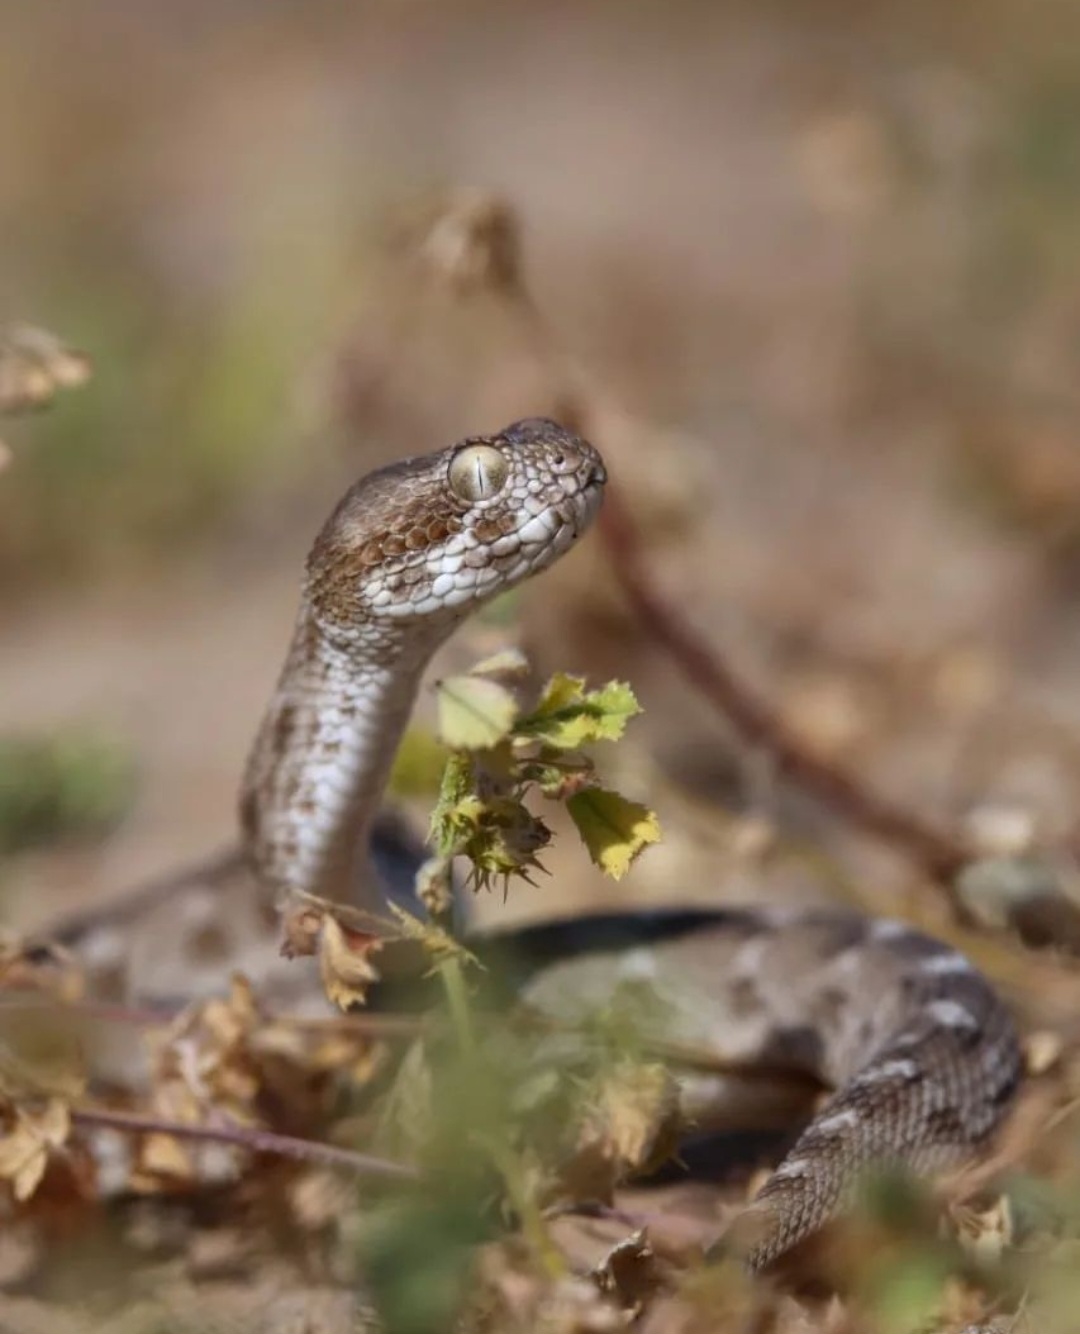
[44,417,1022,1271]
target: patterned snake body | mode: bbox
[48,418,1021,1270]
[493,906,1022,1267]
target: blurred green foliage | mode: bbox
[0,219,351,586]
[0,729,135,855]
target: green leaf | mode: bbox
[388,726,448,798]
[436,674,519,750]
[0,729,135,855]
[520,675,642,749]
[566,788,662,880]
[428,753,478,857]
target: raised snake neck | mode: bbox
[44,417,1021,1270]
[240,416,605,908]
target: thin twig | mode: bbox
[71,1105,419,1180]
[0,994,425,1037]
[437,196,977,896]
[596,483,974,894]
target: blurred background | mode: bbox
[6,0,1080,934]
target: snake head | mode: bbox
[307,417,607,629]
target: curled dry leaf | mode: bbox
[592,1229,664,1315]
[319,918,385,1011]
[279,890,387,1010]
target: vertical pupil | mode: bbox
[474,457,485,494]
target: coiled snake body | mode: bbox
[50,418,1022,1270]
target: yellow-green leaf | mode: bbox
[532,672,587,717]
[436,674,519,750]
[566,788,661,880]
[521,676,642,749]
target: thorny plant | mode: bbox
[277,656,667,1329]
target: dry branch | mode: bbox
[407,192,976,898]
[71,1104,419,1180]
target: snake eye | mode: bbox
[448,444,509,501]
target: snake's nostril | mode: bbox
[589,460,608,487]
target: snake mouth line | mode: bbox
[572,477,606,536]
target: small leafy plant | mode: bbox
[429,648,661,891]
[281,652,666,1332]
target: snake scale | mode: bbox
[44,418,1022,1271]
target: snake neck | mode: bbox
[239,600,453,910]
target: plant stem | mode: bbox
[438,955,477,1058]
[434,952,564,1279]
[485,1136,566,1281]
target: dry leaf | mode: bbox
[279,889,389,1009]
[0,1098,71,1201]
[319,917,385,1010]
[279,900,326,961]
[138,1131,194,1181]
[592,1229,663,1314]
[563,1062,682,1202]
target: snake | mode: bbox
[43,416,1022,1271]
